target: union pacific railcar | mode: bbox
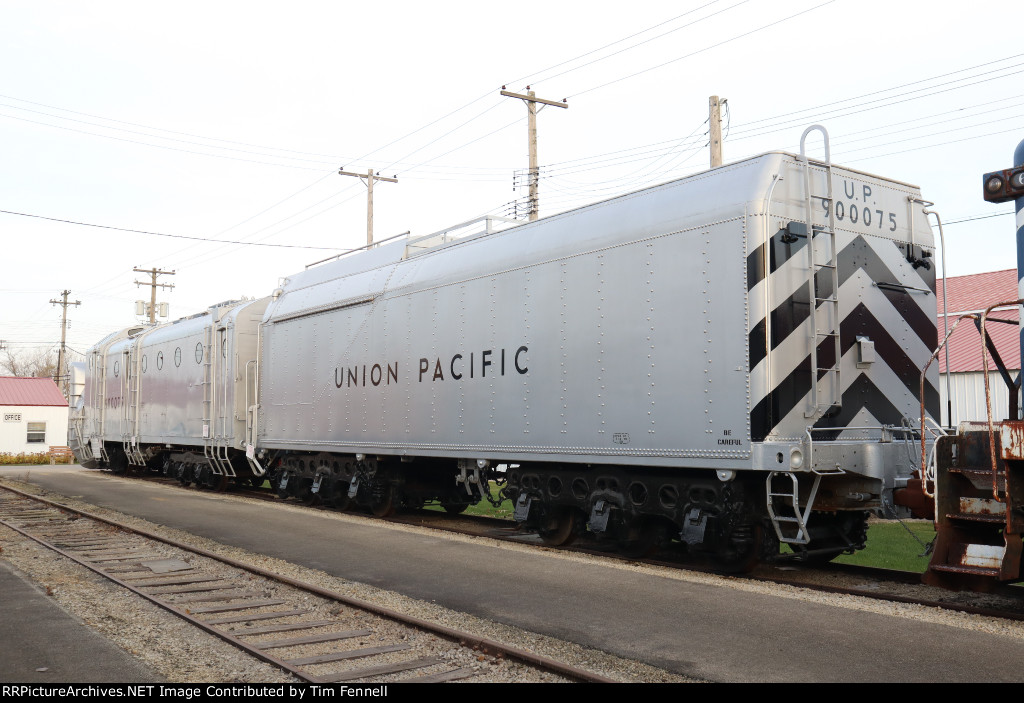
[73,130,940,568]
[72,298,268,488]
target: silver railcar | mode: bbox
[73,298,268,487]
[256,145,939,564]
[72,139,940,567]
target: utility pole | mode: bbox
[134,267,175,323]
[709,95,726,168]
[500,87,568,221]
[338,168,398,247]
[49,290,81,397]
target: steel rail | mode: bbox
[0,501,318,683]
[0,483,616,684]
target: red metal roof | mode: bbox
[936,269,1020,373]
[0,377,67,406]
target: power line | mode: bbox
[733,53,1024,130]
[941,212,1015,226]
[726,64,1024,142]
[568,0,837,99]
[537,92,1024,181]
[0,92,355,161]
[0,209,346,250]
[515,0,749,89]
[843,125,1024,163]
[0,101,347,166]
[0,111,331,171]
[835,113,1024,156]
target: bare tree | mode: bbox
[1,347,58,378]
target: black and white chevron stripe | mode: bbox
[747,227,939,441]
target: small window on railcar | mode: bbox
[157,351,164,370]
[195,342,204,364]
[174,347,181,367]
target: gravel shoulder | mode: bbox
[0,475,698,683]
[8,468,1024,683]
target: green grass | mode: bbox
[262,477,935,572]
[833,520,936,572]
[461,492,515,519]
[423,482,516,519]
[451,496,938,572]
[781,520,936,571]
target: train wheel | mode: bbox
[371,484,396,518]
[196,466,214,489]
[538,507,578,547]
[621,519,668,559]
[801,511,869,563]
[802,549,844,564]
[441,501,469,514]
[108,450,129,476]
[715,523,764,574]
[330,492,351,512]
[274,475,290,499]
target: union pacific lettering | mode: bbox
[418,345,528,382]
[332,345,529,390]
[334,362,399,388]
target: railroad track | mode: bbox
[0,483,616,684]
[15,468,1024,627]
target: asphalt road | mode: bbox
[4,466,1023,683]
[0,560,160,682]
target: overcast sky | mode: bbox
[1,0,1020,359]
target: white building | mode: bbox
[937,269,1021,427]
[0,376,69,455]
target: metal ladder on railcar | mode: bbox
[200,322,233,477]
[124,341,146,466]
[766,472,822,545]
[214,325,235,477]
[89,350,109,464]
[799,125,842,420]
[765,428,846,547]
[117,349,132,462]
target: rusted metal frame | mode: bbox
[0,514,319,683]
[981,300,1024,505]
[920,314,981,497]
[0,484,617,683]
[972,315,1020,419]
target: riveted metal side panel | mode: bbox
[80,328,136,456]
[259,157,772,469]
[134,315,210,445]
[746,156,939,446]
[101,337,130,442]
[220,298,270,450]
